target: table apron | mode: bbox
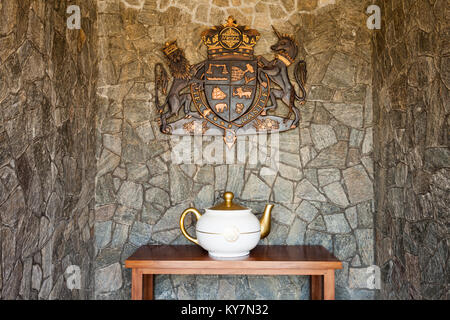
[134,268,335,275]
[125,261,342,270]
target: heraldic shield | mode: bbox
[204,60,258,122]
[154,16,307,147]
[192,59,270,131]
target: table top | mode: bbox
[125,245,342,271]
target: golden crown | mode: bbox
[162,40,179,56]
[201,16,260,60]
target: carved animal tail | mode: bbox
[294,60,307,103]
[155,63,169,114]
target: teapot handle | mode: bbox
[179,208,202,245]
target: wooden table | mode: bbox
[125,245,342,300]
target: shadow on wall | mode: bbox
[372,0,449,300]
[0,0,97,299]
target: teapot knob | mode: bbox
[223,192,234,207]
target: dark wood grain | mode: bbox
[126,245,341,265]
[143,274,154,300]
[310,275,323,300]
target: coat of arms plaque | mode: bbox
[155,16,307,147]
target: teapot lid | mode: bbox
[209,192,248,211]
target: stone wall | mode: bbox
[1,0,446,301]
[0,0,97,299]
[95,0,377,299]
[372,0,449,299]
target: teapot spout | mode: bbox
[260,204,274,239]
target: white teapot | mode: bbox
[179,192,274,258]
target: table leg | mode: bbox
[143,274,154,300]
[131,269,143,300]
[323,270,335,300]
[310,275,323,300]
